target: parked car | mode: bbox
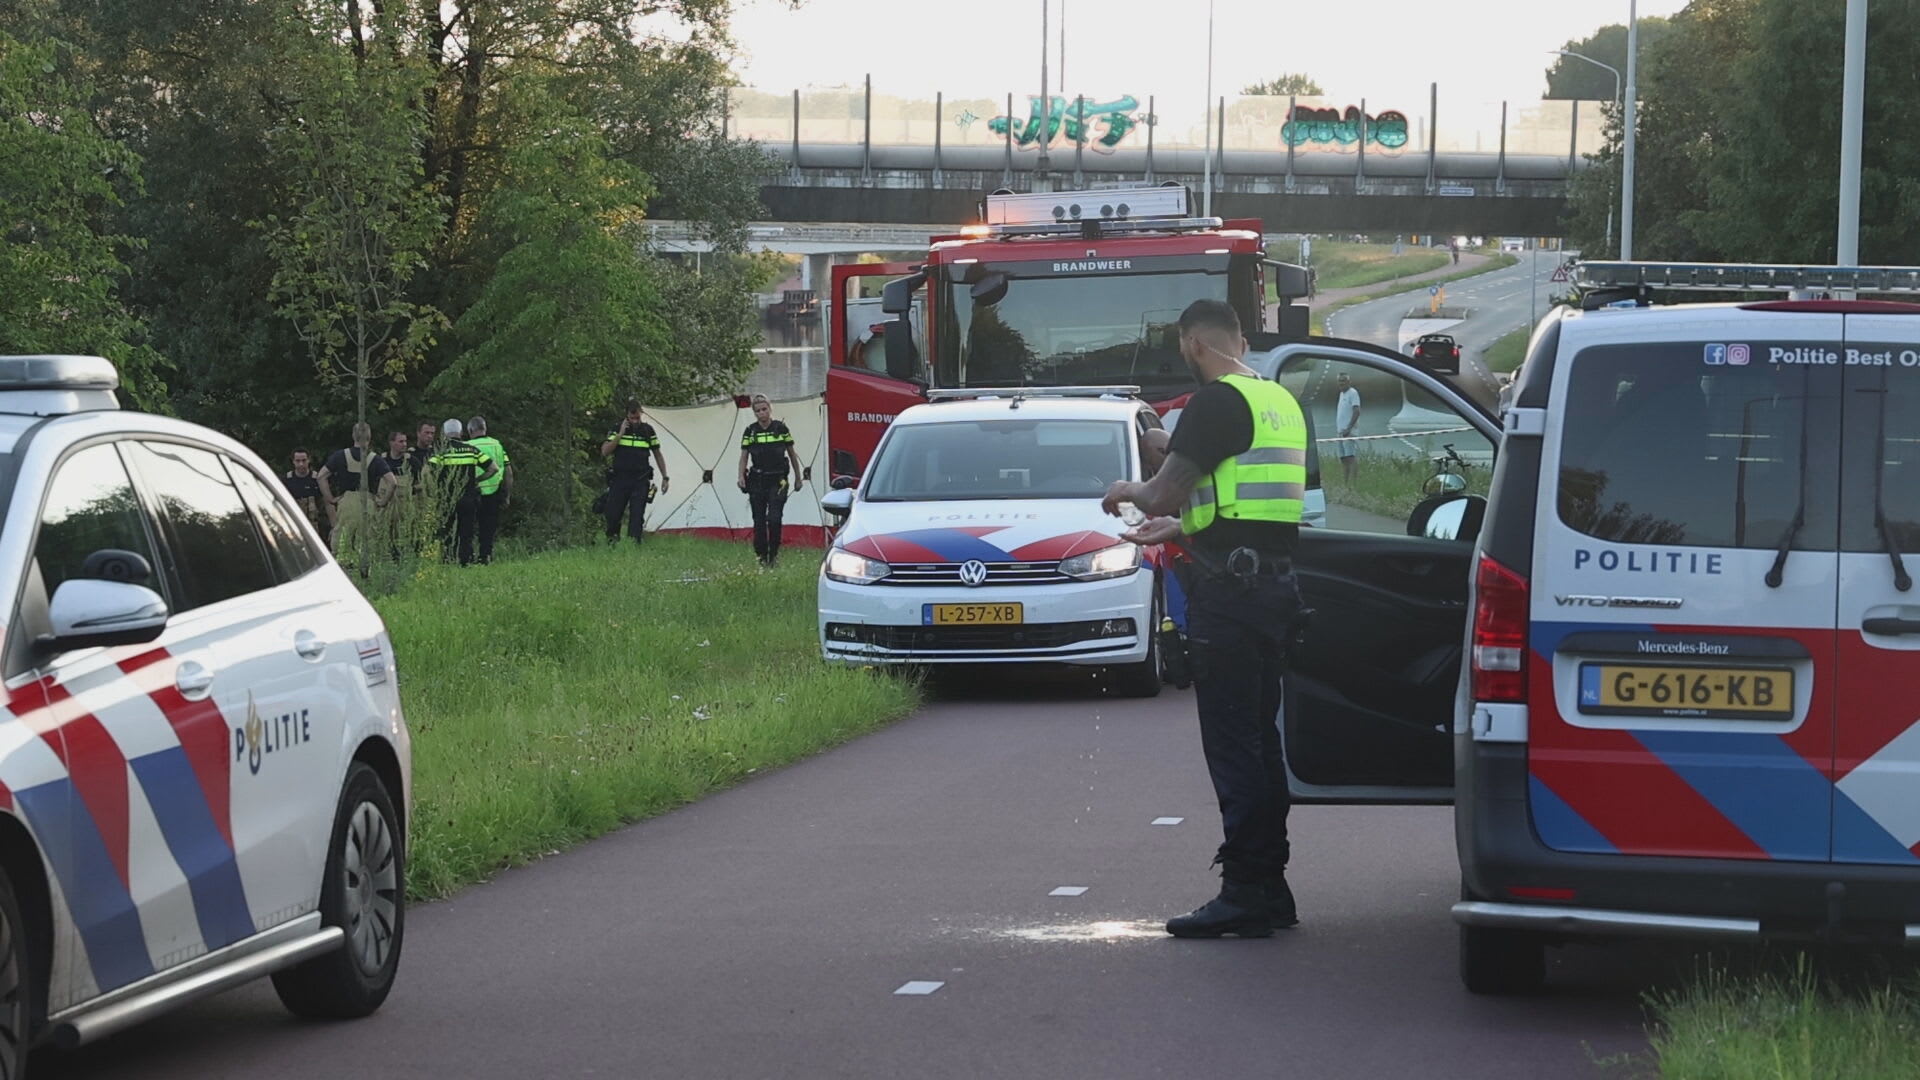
[1412,333,1462,374]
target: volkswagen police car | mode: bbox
[1236,261,1920,995]
[0,356,409,1071]
[818,387,1166,696]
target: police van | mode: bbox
[0,356,410,1070]
[1241,262,1920,994]
[818,387,1167,696]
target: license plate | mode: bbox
[1577,663,1793,720]
[924,603,1023,626]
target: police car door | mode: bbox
[1528,312,1842,863]
[1834,310,1920,864]
[1249,341,1501,803]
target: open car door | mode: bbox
[1248,339,1503,803]
[826,262,925,480]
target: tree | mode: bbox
[0,31,166,406]
[257,8,447,423]
[1543,19,1674,100]
[1241,73,1323,98]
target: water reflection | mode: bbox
[746,304,827,400]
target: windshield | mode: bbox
[935,264,1229,395]
[865,419,1130,501]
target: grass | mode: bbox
[376,536,920,899]
[1483,326,1530,374]
[1635,963,1920,1079]
[1320,447,1491,521]
[1289,241,1453,297]
[1313,253,1521,334]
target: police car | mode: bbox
[1241,262,1920,994]
[0,356,409,1070]
[818,388,1166,696]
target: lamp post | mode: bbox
[1551,49,1622,256]
[1837,0,1866,269]
[1622,0,1639,261]
[1202,0,1216,216]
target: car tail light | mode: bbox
[1472,554,1528,703]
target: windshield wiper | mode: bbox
[1766,368,1814,588]
[1869,374,1914,591]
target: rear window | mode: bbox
[866,418,1129,501]
[1556,343,1840,550]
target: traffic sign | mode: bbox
[1550,265,1570,283]
[1428,285,1440,296]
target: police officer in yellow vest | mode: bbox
[428,418,498,567]
[466,416,512,564]
[1102,299,1309,939]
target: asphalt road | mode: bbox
[1326,251,1570,412]
[53,675,1669,1080]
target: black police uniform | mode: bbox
[1165,379,1306,936]
[428,439,489,566]
[605,422,659,544]
[282,470,328,545]
[741,419,796,564]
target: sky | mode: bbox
[726,0,1691,119]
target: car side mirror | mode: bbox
[883,318,920,382]
[969,270,1010,307]
[1407,493,1486,543]
[44,578,169,653]
[820,488,855,520]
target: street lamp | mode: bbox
[1551,49,1623,257]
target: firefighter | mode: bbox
[427,418,498,567]
[737,394,804,566]
[466,415,512,564]
[380,430,415,559]
[599,397,670,546]
[317,422,394,568]
[1101,299,1309,939]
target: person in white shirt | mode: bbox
[1335,373,1361,483]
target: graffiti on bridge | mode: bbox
[1281,105,1409,151]
[984,95,1145,152]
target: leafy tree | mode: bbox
[1543,19,1674,101]
[257,7,447,423]
[0,31,166,405]
[1241,73,1323,98]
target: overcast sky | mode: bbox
[726,0,1690,117]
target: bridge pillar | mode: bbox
[802,252,836,294]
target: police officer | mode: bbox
[427,418,498,567]
[737,394,804,566]
[283,447,328,546]
[600,397,670,546]
[1101,299,1309,939]
[466,415,512,564]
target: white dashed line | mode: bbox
[894,981,945,996]
[1151,816,1185,826]
[1050,886,1089,897]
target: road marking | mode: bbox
[894,981,945,995]
[1151,816,1184,826]
[1049,886,1089,897]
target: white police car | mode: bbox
[818,388,1165,696]
[0,356,409,1071]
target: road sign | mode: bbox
[1428,285,1440,296]
[1436,185,1474,197]
[1550,265,1570,283]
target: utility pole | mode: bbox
[1837,0,1867,269]
[1621,0,1639,260]
[1202,0,1215,216]
[1038,0,1051,174]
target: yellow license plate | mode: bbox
[925,603,1023,626]
[1577,664,1793,720]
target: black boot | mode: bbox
[1266,873,1299,929]
[1166,873,1272,939]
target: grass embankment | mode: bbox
[1307,241,1452,292]
[1483,327,1530,374]
[1320,452,1491,521]
[1314,253,1521,334]
[1636,965,1920,1079]
[378,536,919,899]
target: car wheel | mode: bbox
[1458,923,1546,995]
[0,864,34,1080]
[1109,596,1163,699]
[273,762,404,1019]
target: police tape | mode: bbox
[1315,425,1477,445]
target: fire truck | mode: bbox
[824,184,1312,480]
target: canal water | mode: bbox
[742,306,827,401]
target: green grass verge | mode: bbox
[377,536,920,899]
[1483,327,1530,374]
[1320,450,1491,521]
[1312,253,1521,334]
[1640,965,1920,1079]
[1274,241,1452,299]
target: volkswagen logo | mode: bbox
[957,560,989,587]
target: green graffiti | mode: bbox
[1281,106,1409,150]
[985,96,1142,151]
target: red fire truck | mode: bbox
[824,184,1311,480]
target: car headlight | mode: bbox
[824,548,891,585]
[1058,542,1142,581]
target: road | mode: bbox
[53,676,1674,1080]
[1326,251,1569,413]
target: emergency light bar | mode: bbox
[924,385,1140,402]
[1574,260,1920,294]
[959,216,1225,241]
[984,185,1191,226]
